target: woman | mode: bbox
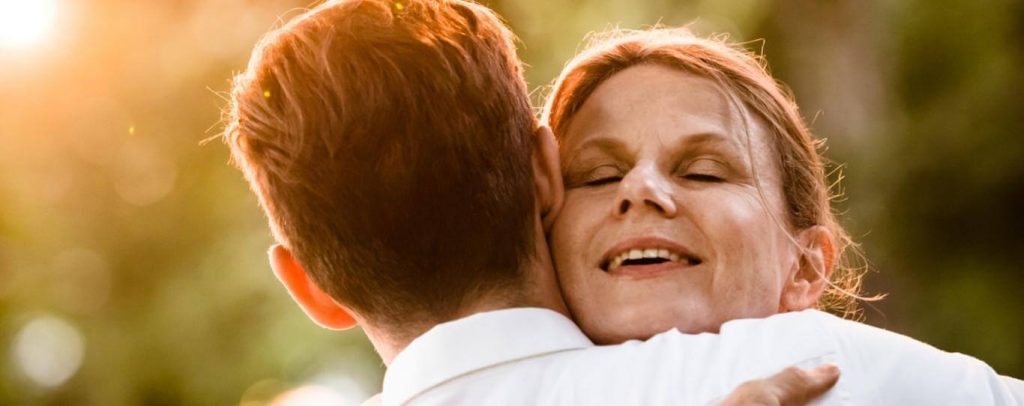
[541,27,1022,402]
[544,28,861,342]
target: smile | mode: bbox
[602,247,702,272]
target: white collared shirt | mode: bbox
[381,308,1021,405]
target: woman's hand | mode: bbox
[719,364,840,406]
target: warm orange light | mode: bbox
[0,0,58,49]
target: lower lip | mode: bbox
[606,261,695,279]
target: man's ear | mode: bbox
[533,125,564,232]
[268,244,358,330]
[780,226,835,312]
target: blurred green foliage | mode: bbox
[0,0,1021,404]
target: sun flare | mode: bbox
[0,0,58,49]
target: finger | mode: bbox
[772,364,840,405]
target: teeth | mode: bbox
[606,247,696,271]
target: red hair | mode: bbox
[225,0,537,330]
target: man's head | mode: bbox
[224,0,563,341]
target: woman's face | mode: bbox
[550,64,800,344]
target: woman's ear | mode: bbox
[533,125,564,232]
[780,226,835,312]
[268,244,358,330]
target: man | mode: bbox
[224,0,841,403]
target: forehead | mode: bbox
[562,64,777,169]
[565,64,738,146]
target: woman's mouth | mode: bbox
[600,247,702,272]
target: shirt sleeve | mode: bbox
[817,311,1021,405]
[1001,376,1024,405]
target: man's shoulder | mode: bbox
[644,310,839,357]
[719,310,1017,405]
[551,310,843,373]
[719,309,835,333]
[410,310,849,404]
[516,311,847,403]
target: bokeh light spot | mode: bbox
[11,315,85,388]
[240,378,286,405]
[271,385,347,406]
[0,0,58,49]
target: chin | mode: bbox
[672,319,724,335]
[580,309,692,345]
[587,327,654,345]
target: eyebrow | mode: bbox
[669,132,749,168]
[561,136,631,170]
[675,132,735,150]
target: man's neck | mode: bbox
[365,234,569,365]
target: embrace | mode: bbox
[223,0,1023,404]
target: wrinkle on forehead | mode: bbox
[563,66,752,155]
[565,65,738,148]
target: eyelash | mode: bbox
[583,176,622,187]
[683,173,724,183]
[574,161,725,187]
[582,173,722,187]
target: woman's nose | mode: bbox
[614,162,678,218]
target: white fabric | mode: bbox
[1004,376,1024,405]
[381,308,1021,405]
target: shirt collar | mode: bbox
[382,307,593,405]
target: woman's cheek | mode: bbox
[548,199,581,278]
[550,195,588,281]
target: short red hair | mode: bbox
[225,0,537,330]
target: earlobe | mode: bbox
[533,126,564,231]
[780,226,835,312]
[268,244,358,330]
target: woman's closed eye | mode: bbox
[585,176,622,186]
[580,165,623,187]
[680,158,729,183]
[683,173,724,182]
